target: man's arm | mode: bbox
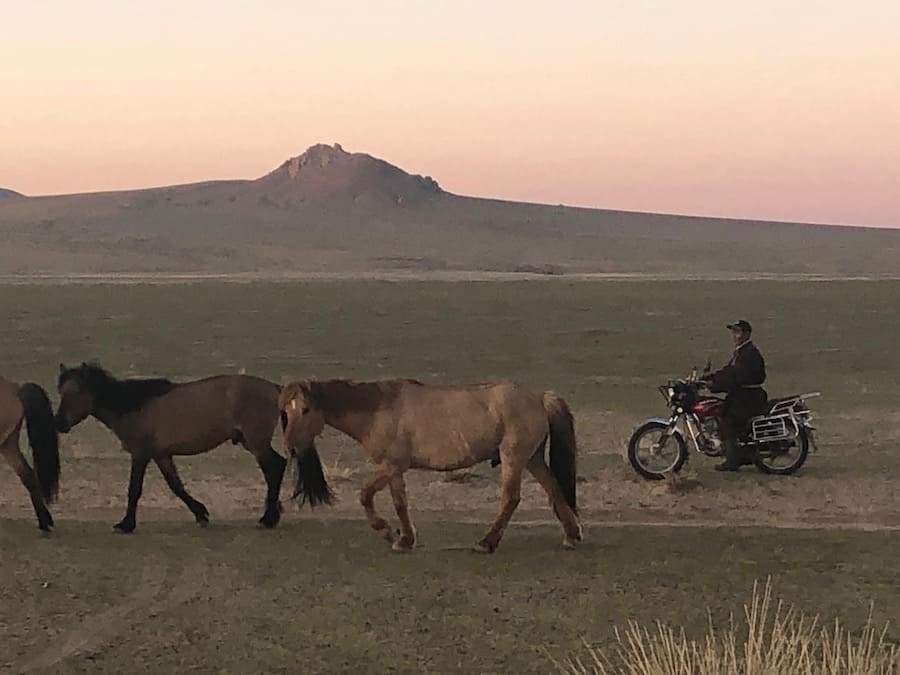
[705,362,736,392]
[706,349,762,392]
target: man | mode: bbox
[701,320,767,471]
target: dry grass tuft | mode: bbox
[547,578,898,675]
[324,451,357,483]
[662,470,702,494]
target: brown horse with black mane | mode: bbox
[279,378,582,553]
[0,376,60,531]
[54,363,311,533]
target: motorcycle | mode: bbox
[627,363,820,479]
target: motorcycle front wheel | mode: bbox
[754,428,809,475]
[627,421,688,480]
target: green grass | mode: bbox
[1,279,898,414]
[1,519,899,674]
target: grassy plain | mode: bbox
[2,279,898,412]
[1,280,899,673]
[3,520,900,674]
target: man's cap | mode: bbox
[727,319,752,333]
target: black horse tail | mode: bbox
[543,391,577,513]
[18,383,61,503]
[290,441,335,508]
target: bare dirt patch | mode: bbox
[3,410,896,534]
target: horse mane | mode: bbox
[59,363,178,417]
[306,379,418,415]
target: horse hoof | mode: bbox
[562,536,579,550]
[113,523,135,534]
[380,527,398,544]
[258,507,281,528]
[392,535,416,552]
[37,510,54,532]
[197,518,210,528]
[473,541,496,554]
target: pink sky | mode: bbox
[2,1,898,227]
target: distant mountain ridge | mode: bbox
[0,143,897,277]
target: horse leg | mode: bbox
[475,452,526,554]
[388,472,416,552]
[1,436,53,532]
[360,464,396,543]
[527,455,582,548]
[155,456,210,527]
[114,453,150,533]
[255,446,286,528]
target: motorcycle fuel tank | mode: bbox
[692,397,724,420]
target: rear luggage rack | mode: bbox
[767,392,820,415]
[751,393,820,443]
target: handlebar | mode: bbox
[663,377,709,390]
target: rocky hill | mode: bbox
[0,143,897,277]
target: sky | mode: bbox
[2,1,898,227]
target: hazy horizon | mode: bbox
[3,1,898,228]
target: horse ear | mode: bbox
[59,363,66,374]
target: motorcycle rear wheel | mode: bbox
[754,428,809,475]
[627,421,688,480]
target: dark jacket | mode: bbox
[706,341,766,394]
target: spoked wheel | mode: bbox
[627,421,688,480]
[754,428,809,475]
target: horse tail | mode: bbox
[290,441,335,508]
[269,382,286,431]
[18,383,61,503]
[542,391,577,513]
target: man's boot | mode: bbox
[715,436,742,472]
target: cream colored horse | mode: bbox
[279,378,582,553]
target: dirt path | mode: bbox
[5,463,900,534]
[3,412,898,535]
